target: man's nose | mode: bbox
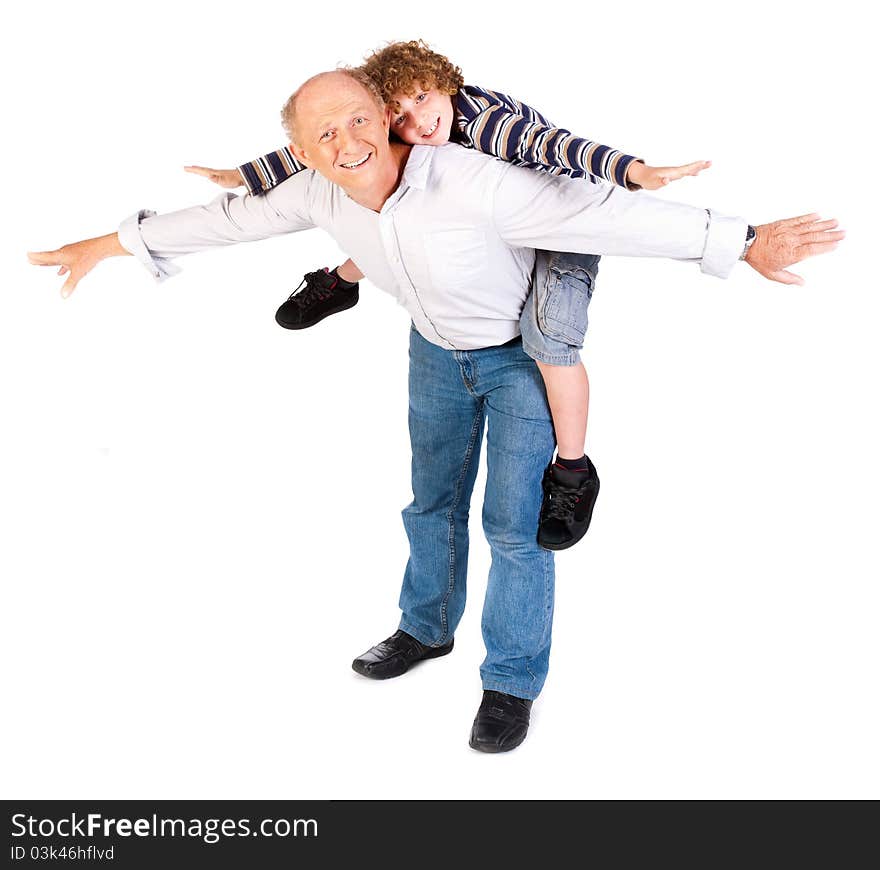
[338,128,358,152]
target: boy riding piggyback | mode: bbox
[187,40,710,551]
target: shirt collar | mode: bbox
[400,144,437,191]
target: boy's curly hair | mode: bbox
[361,40,464,112]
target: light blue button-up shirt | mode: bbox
[119,143,747,351]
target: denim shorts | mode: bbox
[519,250,600,366]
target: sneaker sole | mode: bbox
[538,488,599,551]
[275,295,359,330]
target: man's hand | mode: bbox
[184,165,244,189]
[745,214,844,285]
[27,233,129,298]
[627,160,711,191]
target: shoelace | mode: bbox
[542,481,582,520]
[287,269,337,308]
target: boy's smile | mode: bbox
[390,88,455,146]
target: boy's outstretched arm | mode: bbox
[184,146,307,196]
[627,160,712,191]
[184,165,244,189]
[458,87,708,191]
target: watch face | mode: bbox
[747,225,757,242]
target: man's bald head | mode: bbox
[281,68,384,146]
[283,67,402,212]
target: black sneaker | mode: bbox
[275,268,359,330]
[537,457,600,551]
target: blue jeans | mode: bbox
[398,327,557,700]
[520,251,600,366]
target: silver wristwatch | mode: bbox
[740,224,757,260]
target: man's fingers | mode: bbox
[57,266,69,276]
[60,273,79,298]
[801,218,839,232]
[795,240,841,260]
[779,212,821,227]
[27,250,62,266]
[768,269,805,286]
[798,229,846,246]
[184,165,214,177]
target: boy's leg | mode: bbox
[274,258,363,330]
[520,250,601,550]
[335,259,363,284]
[534,359,589,460]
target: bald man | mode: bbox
[29,69,842,752]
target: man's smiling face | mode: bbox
[290,72,392,197]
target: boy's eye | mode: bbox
[394,114,406,127]
[416,93,427,103]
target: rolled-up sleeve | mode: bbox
[118,209,182,281]
[492,164,747,279]
[117,171,319,282]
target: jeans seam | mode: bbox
[455,351,479,398]
[439,402,484,643]
[543,548,553,648]
[526,548,553,686]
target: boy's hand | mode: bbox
[627,160,711,190]
[184,165,244,189]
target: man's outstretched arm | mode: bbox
[28,171,319,297]
[492,164,843,283]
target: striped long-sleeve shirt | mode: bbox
[237,83,641,195]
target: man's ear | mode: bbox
[383,106,394,133]
[290,142,313,168]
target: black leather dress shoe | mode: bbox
[469,690,533,753]
[351,630,453,680]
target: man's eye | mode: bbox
[319,131,333,141]
[353,117,366,126]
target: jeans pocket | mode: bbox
[537,254,597,348]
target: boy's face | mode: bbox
[388,87,455,146]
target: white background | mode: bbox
[2,0,876,799]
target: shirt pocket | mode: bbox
[423,229,489,293]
